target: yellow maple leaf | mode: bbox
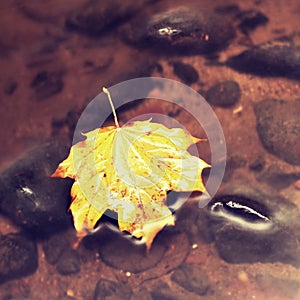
[52,88,210,249]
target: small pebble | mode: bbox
[172,61,199,85]
[238,270,249,282]
[206,80,241,107]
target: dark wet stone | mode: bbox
[171,263,211,296]
[254,98,300,165]
[123,6,235,55]
[236,9,269,34]
[90,227,166,273]
[150,282,179,300]
[4,80,18,95]
[0,232,38,284]
[0,140,73,235]
[206,189,300,267]
[214,225,300,266]
[226,40,300,80]
[30,71,64,99]
[42,232,69,265]
[208,195,272,229]
[94,279,132,300]
[56,249,81,275]
[205,80,241,107]
[66,0,153,36]
[172,62,199,85]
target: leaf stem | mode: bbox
[102,87,120,128]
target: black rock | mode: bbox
[30,71,64,99]
[236,9,269,34]
[0,232,38,284]
[94,279,132,300]
[208,195,272,230]
[205,189,300,267]
[254,98,300,165]
[226,40,300,80]
[150,282,179,300]
[66,0,153,36]
[56,249,81,275]
[172,62,199,85]
[205,80,241,107]
[0,140,73,235]
[214,225,300,266]
[171,263,211,296]
[123,6,236,55]
[42,232,70,265]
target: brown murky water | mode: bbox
[0,0,300,299]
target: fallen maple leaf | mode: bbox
[52,87,210,249]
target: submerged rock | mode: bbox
[171,263,211,296]
[236,9,269,34]
[0,141,73,235]
[226,39,300,80]
[94,279,132,300]
[92,227,166,273]
[151,282,179,300]
[0,232,38,284]
[205,80,241,107]
[66,0,154,36]
[123,6,235,55]
[56,249,81,275]
[205,186,300,267]
[254,98,300,165]
[172,61,199,85]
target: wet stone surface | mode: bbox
[123,6,236,55]
[171,61,199,85]
[205,80,241,107]
[87,227,166,273]
[226,39,300,80]
[42,232,70,265]
[66,0,153,36]
[254,98,300,165]
[56,249,81,275]
[205,190,300,267]
[0,141,73,235]
[0,232,38,284]
[150,282,179,300]
[236,9,269,34]
[93,279,132,300]
[171,263,211,296]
